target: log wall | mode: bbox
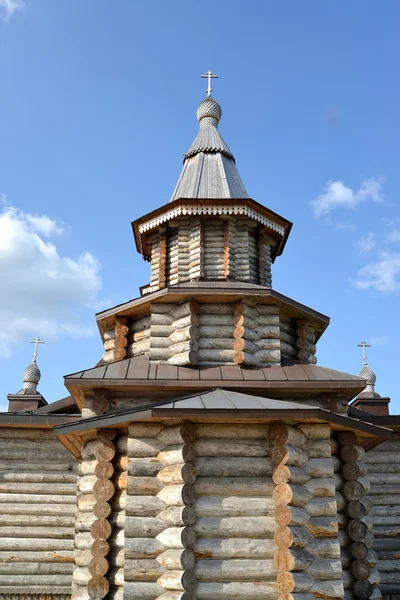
[124,422,196,600]
[194,422,279,600]
[102,300,323,368]
[141,215,274,293]
[365,439,400,600]
[272,422,343,599]
[73,431,126,600]
[334,431,381,600]
[0,428,77,599]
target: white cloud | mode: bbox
[353,251,400,293]
[310,178,383,218]
[355,232,376,256]
[25,214,63,237]
[0,205,101,358]
[0,0,24,20]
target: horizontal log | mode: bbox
[274,526,312,549]
[306,497,337,517]
[0,481,76,494]
[272,464,310,485]
[305,439,332,458]
[305,517,338,537]
[157,569,195,591]
[0,550,74,564]
[125,538,165,559]
[304,478,335,497]
[308,538,341,559]
[122,581,164,600]
[274,505,309,527]
[0,514,74,528]
[195,558,276,580]
[195,581,278,599]
[158,506,196,527]
[271,445,309,467]
[126,495,165,517]
[0,526,73,539]
[157,549,195,570]
[0,573,73,585]
[195,496,273,517]
[194,516,275,539]
[276,571,315,593]
[156,527,196,549]
[128,476,163,496]
[0,471,77,484]
[125,516,165,538]
[196,457,273,477]
[193,538,275,559]
[194,439,270,457]
[158,444,196,466]
[157,484,195,506]
[195,424,269,439]
[0,502,76,516]
[127,438,165,458]
[124,558,166,581]
[273,484,312,507]
[128,457,163,477]
[157,464,196,486]
[195,477,274,497]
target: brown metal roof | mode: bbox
[66,355,363,384]
[64,356,366,409]
[54,388,392,443]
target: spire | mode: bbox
[170,73,249,201]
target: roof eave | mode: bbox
[131,198,292,260]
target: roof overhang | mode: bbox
[55,388,392,456]
[131,198,292,261]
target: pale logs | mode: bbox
[125,423,196,600]
[0,428,77,598]
[338,431,379,599]
[271,422,343,599]
[193,422,278,598]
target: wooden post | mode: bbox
[338,431,378,599]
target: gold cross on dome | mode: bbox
[201,70,218,97]
[30,336,45,362]
[357,340,371,366]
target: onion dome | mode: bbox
[18,361,41,395]
[196,96,222,127]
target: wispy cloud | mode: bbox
[385,218,400,244]
[353,251,400,293]
[369,336,388,346]
[0,0,24,21]
[355,232,376,257]
[310,178,383,218]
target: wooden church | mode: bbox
[1,73,400,600]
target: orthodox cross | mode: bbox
[201,70,218,97]
[30,336,44,363]
[357,340,370,366]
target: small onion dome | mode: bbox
[359,364,380,398]
[17,361,41,395]
[196,96,222,127]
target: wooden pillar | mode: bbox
[296,320,317,365]
[150,301,199,366]
[338,431,379,599]
[124,423,196,600]
[234,302,280,367]
[271,422,343,599]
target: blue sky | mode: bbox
[0,1,399,411]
